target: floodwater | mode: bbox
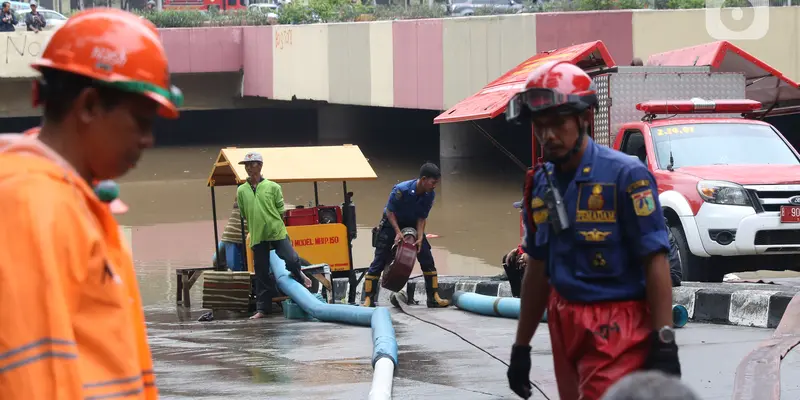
[118,144,527,309]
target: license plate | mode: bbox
[780,206,800,223]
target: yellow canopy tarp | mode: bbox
[207,144,378,187]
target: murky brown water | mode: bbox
[118,145,526,308]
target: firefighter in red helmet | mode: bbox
[504,61,681,400]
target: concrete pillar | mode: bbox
[317,104,364,145]
[439,122,482,159]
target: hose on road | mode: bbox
[390,290,552,400]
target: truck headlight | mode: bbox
[697,180,751,206]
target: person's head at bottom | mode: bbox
[32,8,183,184]
[506,61,597,167]
[600,371,700,400]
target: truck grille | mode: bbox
[744,184,800,213]
[754,230,800,245]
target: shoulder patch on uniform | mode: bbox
[533,209,548,225]
[531,197,544,209]
[627,179,651,193]
[395,189,402,200]
[631,189,656,217]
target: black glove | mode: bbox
[642,331,682,377]
[507,344,532,399]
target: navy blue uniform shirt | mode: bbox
[384,179,435,226]
[521,137,670,303]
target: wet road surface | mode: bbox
[145,302,776,400]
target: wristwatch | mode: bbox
[657,325,676,344]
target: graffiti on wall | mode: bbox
[1,31,54,78]
[274,28,292,50]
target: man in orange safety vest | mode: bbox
[0,8,183,399]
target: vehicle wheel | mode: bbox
[669,224,712,282]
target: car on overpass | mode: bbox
[446,0,524,16]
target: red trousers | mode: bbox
[547,289,651,400]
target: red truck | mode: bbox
[435,40,800,282]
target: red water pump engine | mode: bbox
[381,227,417,292]
[284,205,342,226]
[283,192,358,241]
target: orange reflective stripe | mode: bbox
[83,374,144,389]
[0,338,76,361]
[0,338,78,375]
[83,374,146,400]
[85,388,144,400]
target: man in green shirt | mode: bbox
[237,152,309,319]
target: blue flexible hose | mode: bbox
[269,250,399,367]
[454,291,687,328]
[453,291,549,322]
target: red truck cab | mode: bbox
[612,99,800,281]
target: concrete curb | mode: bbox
[397,278,798,329]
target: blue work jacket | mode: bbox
[522,137,670,302]
[384,179,434,226]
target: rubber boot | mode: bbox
[424,271,450,308]
[361,273,380,307]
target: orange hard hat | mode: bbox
[506,61,597,123]
[30,8,183,119]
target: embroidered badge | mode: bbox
[576,183,617,223]
[531,197,545,209]
[632,189,656,217]
[533,209,549,225]
[579,229,612,242]
[627,179,650,193]
[593,252,607,268]
[587,184,604,210]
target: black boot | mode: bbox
[361,273,380,307]
[424,271,450,308]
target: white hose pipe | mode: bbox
[368,357,395,400]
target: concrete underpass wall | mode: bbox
[0,72,252,120]
[0,80,36,119]
[440,117,532,168]
[3,10,800,111]
[153,107,318,147]
[315,104,439,157]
